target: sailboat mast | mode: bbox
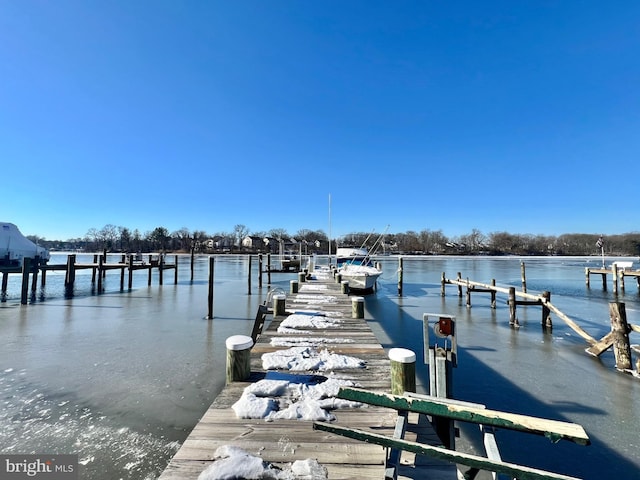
[328,193,332,260]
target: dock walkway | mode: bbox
[159,267,451,480]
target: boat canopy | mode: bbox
[0,222,50,264]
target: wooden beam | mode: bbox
[337,388,590,446]
[313,422,583,480]
[585,331,614,357]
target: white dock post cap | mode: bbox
[274,294,286,300]
[225,335,254,351]
[388,348,416,364]
[352,296,364,303]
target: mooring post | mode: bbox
[225,335,253,383]
[456,272,462,297]
[398,256,403,297]
[91,254,98,284]
[612,263,618,295]
[585,267,590,288]
[290,279,299,294]
[20,257,31,305]
[174,255,178,284]
[298,271,306,284]
[147,255,152,286]
[335,272,342,284]
[97,255,104,293]
[352,296,364,319]
[542,291,552,329]
[441,271,446,297]
[490,279,497,308]
[1,272,8,302]
[207,256,215,319]
[258,254,263,288]
[159,253,164,285]
[341,280,349,294]
[389,348,416,395]
[118,254,125,288]
[521,262,527,293]
[619,267,626,291]
[267,253,271,285]
[65,254,76,297]
[190,248,195,283]
[119,259,125,291]
[609,302,632,370]
[273,294,286,317]
[30,257,39,295]
[128,255,134,289]
[508,287,518,326]
[247,255,252,295]
[466,278,471,307]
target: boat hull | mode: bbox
[338,265,381,292]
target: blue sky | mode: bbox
[2,1,639,241]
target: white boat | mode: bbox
[336,247,382,292]
[0,222,50,265]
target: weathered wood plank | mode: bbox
[337,388,590,446]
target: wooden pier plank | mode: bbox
[158,268,452,480]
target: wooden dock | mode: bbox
[158,267,453,480]
[585,262,640,294]
[0,253,178,304]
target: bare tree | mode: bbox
[233,224,249,247]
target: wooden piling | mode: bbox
[398,257,403,297]
[128,255,134,289]
[97,255,104,293]
[352,296,364,319]
[612,263,618,295]
[491,279,497,308]
[159,254,164,285]
[120,254,126,291]
[65,254,76,287]
[258,254,263,288]
[542,291,552,328]
[341,280,349,294]
[225,335,253,383]
[267,253,271,285]
[247,255,252,295]
[190,248,195,283]
[273,294,286,317]
[456,272,463,297]
[91,254,98,284]
[174,254,178,284]
[207,256,215,320]
[389,348,416,395]
[441,272,446,297]
[30,258,39,294]
[290,280,299,294]
[1,272,8,302]
[609,302,632,370]
[20,257,31,305]
[508,287,517,326]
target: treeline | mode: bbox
[29,224,640,257]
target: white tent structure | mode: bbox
[0,222,50,265]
